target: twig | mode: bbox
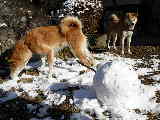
[76,60,96,73]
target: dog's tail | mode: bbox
[109,14,120,23]
[59,16,82,34]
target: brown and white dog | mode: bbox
[106,12,138,54]
[10,16,94,79]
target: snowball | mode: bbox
[93,60,146,119]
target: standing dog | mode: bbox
[10,16,94,79]
[106,12,138,54]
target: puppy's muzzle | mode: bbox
[127,22,134,26]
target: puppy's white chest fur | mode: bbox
[122,31,133,37]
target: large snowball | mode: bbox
[93,60,145,119]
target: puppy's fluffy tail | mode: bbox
[109,14,120,23]
[59,16,83,34]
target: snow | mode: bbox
[62,0,102,16]
[0,23,7,27]
[0,52,160,119]
[93,61,149,119]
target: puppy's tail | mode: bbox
[109,14,120,23]
[59,16,83,34]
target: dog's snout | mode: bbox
[127,22,134,26]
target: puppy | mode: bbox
[10,16,94,79]
[106,12,138,54]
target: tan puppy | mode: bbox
[10,16,94,79]
[107,12,138,54]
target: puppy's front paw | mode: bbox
[128,50,132,54]
[113,47,117,50]
[121,51,124,55]
[80,58,95,67]
[87,57,95,67]
[107,46,111,50]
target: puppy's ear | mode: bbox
[127,12,138,17]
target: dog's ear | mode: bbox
[109,14,120,22]
[126,12,138,17]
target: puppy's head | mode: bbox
[59,16,82,34]
[124,12,138,30]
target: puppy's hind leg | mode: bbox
[120,36,125,55]
[10,63,26,80]
[113,33,117,50]
[127,34,132,54]
[10,44,32,79]
[106,33,111,50]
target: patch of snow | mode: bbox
[0,23,7,27]
[151,74,160,81]
[62,0,102,16]
[0,52,160,119]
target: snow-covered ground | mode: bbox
[0,52,160,120]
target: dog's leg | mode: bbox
[76,49,94,67]
[113,33,117,50]
[120,36,125,55]
[67,32,95,67]
[70,42,94,67]
[10,65,25,80]
[10,47,32,79]
[47,50,55,78]
[127,34,133,54]
[106,33,111,50]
